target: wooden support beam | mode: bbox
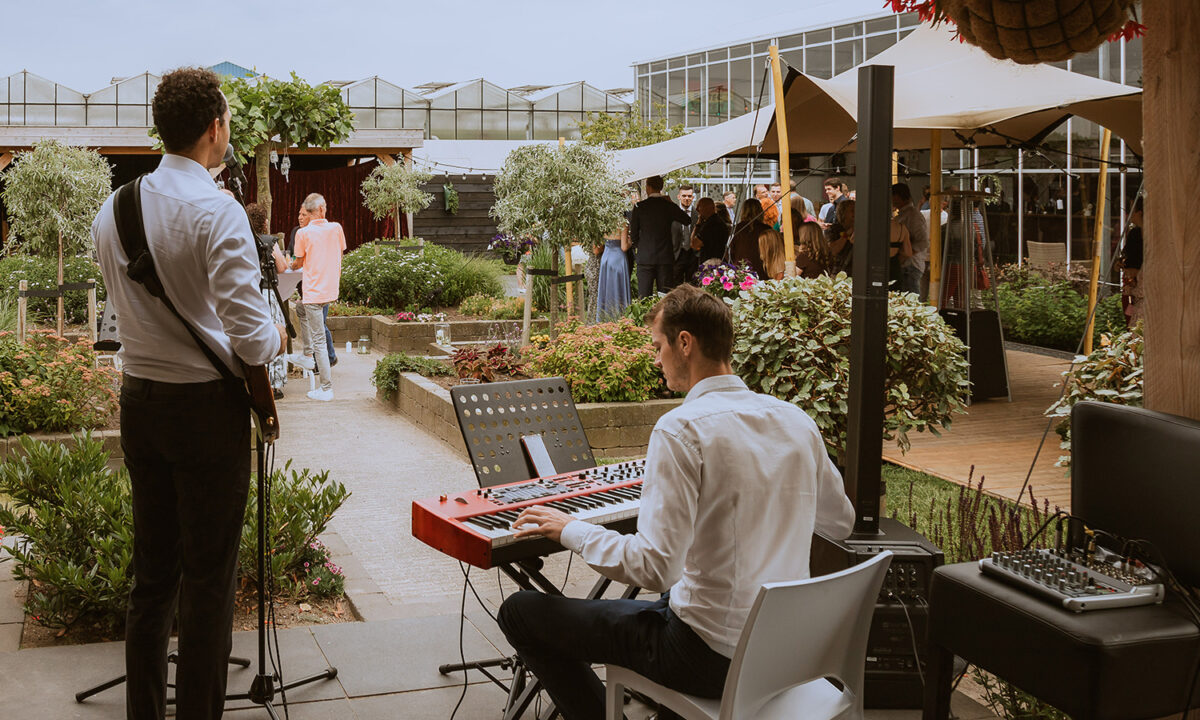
[769,46,795,276]
[1143,0,1200,420]
[376,153,397,167]
[1083,128,1112,355]
[0,151,13,172]
[928,130,943,307]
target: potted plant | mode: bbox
[487,233,534,265]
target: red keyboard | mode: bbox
[412,459,645,569]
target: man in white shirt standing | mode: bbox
[289,193,346,401]
[93,67,285,720]
[498,284,855,720]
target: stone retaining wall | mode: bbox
[327,316,547,355]
[381,372,681,461]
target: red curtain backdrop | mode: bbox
[232,158,405,251]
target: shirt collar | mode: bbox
[159,153,219,183]
[308,218,328,225]
[683,374,747,403]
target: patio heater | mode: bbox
[938,190,1011,402]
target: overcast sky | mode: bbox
[3,0,887,93]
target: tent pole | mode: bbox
[1083,127,1112,355]
[928,130,943,307]
[769,46,795,277]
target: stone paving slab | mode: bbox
[310,615,503,698]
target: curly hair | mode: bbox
[244,203,269,235]
[152,67,227,153]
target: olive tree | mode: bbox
[360,161,433,241]
[491,143,626,340]
[1,140,111,332]
[222,73,354,224]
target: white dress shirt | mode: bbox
[94,154,280,382]
[560,374,855,657]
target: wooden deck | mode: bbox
[882,348,1075,511]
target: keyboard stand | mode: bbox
[441,378,646,719]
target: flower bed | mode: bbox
[380,372,681,460]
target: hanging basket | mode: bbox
[941,0,1138,65]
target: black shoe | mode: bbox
[329,356,338,367]
[273,388,284,400]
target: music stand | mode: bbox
[441,377,635,720]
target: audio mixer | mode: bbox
[979,548,1164,612]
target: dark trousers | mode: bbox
[673,251,698,287]
[121,375,251,720]
[498,592,731,720]
[636,263,674,299]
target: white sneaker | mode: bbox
[288,353,315,371]
[306,388,334,402]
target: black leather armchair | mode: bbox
[923,401,1200,720]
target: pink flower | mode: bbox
[700,276,713,286]
[739,278,755,290]
[722,282,734,291]
[313,578,320,585]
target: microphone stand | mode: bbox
[221,146,337,717]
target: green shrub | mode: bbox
[622,294,659,326]
[460,293,525,320]
[0,436,348,634]
[372,351,453,399]
[0,330,119,436]
[1045,323,1143,468]
[240,462,350,600]
[0,254,106,324]
[0,434,133,632]
[328,302,395,317]
[525,318,664,403]
[0,293,15,333]
[731,274,969,458]
[452,343,525,382]
[339,242,502,310]
[995,264,1125,351]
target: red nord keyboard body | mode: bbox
[412,459,646,569]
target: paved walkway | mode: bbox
[0,348,993,719]
[883,347,1074,511]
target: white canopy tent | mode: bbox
[611,24,1142,181]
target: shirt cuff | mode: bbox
[559,519,588,553]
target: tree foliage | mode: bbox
[360,162,433,240]
[223,73,355,161]
[1,140,111,258]
[220,73,354,222]
[490,143,626,249]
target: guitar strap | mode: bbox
[112,176,238,383]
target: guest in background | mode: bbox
[828,199,856,276]
[690,197,731,267]
[1118,196,1144,327]
[671,185,698,286]
[889,216,914,290]
[630,175,691,298]
[722,190,738,224]
[729,198,768,280]
[596,217,632,321]
[755,184,779,230]
[891,183,929,298]
[793,217,832,279]
[757,227,787,280]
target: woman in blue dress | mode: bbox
[594,200,633,322]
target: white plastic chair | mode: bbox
[604,551,892,720]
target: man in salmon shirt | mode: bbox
[289,193,346,401]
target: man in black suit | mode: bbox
[630,175,691,298]
[670,185,698,286]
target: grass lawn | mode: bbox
[883,462,1057,564]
